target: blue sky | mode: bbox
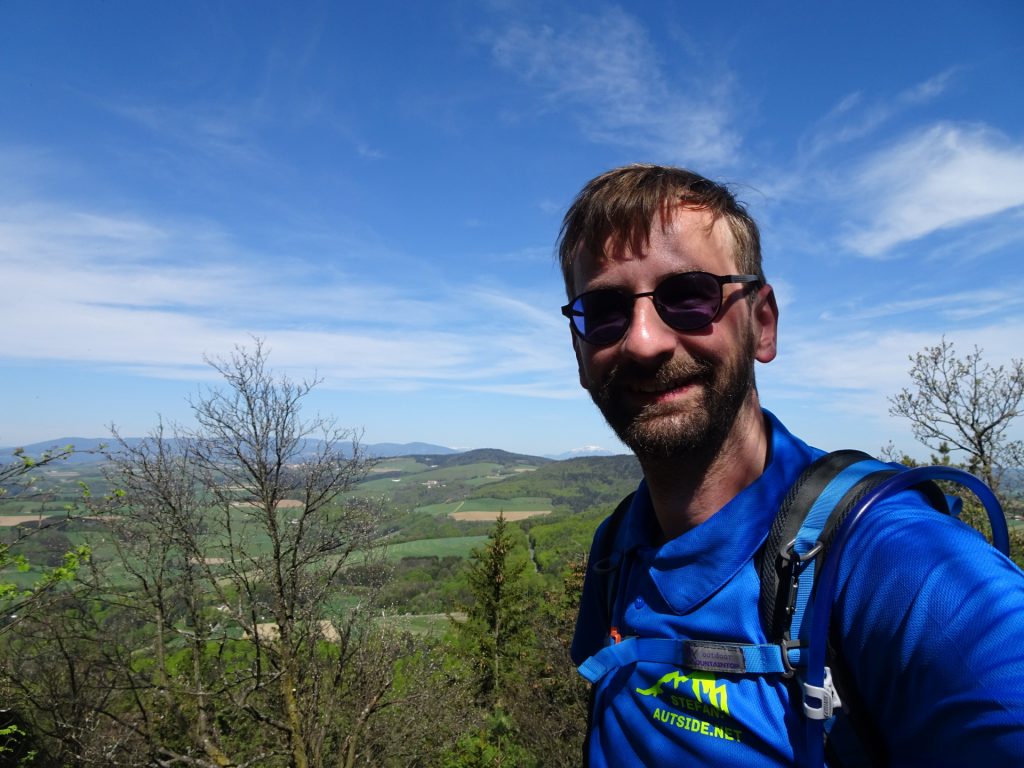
[1,0,1022,458]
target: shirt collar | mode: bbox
[623,410,819,614]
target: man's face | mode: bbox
[569,206,778,461]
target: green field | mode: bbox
[355,461,512,494]
[357,476,414,492]
[370,458,431,474]
[455,497,549,512]
[384,536,487,560]
[382,612,458,637]
[0,501,77,517]
[464,474,521,488]
[411,462,505,482]
[414,496,551,516]
[414,501,464,517]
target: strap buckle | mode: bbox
[781,537,824,565]
[779,636,802,678]
[803,666,843,720]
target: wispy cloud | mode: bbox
[762,322,1024,433]
[111,102,274,170]
[490,7,740,166]
[921,207,1024,265]
[840,123,1024,256]
[481,245,553,264]
[819,283,1024,323]
[0,200,577,397]
[801,70,956,158]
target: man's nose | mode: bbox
[620,296,677,363]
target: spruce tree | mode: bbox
[458,512,533,708]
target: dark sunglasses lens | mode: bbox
[573,291,630,345]
[655,273,721,330]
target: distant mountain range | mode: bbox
[549,445,620,460]
[1,437,623,465]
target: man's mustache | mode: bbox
[601,356,715,393]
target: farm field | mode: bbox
[414,501,464,516]
[447,496,552,521]
[0,514,58,527]
[383,536,487,560]
[2,448,640,605]
[355,459,534,493]
[369,457,432,474]
[384,612,461,637]
[410,462,504,482]
[448,497,550,512]
[415,496,550,518]
[450,510,550,521]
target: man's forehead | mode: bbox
[569,207,735,288]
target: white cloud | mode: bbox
[760,320,1024,455]
[801,70,955,158]
[841,124,1024,256]
[918,207,1024,266]
[765,322,1024,411]
[491,8,740,167]
[110,102,275,170]
[0,201,578,397]
[819,283,1024,324]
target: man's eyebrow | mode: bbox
[577,271,705,294]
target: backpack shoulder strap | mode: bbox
[757,451,958,767]
[757,449,888,643]
[753,451,900,766]
[758,450,953,654]
[591,492,635,639]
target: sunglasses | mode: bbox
[561,271,761,346]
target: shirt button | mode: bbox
[634,596,645,609]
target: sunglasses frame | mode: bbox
[561,271,761,346]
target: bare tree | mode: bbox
[889,338,1024,495]
[2,342,480,766]
[102,420,233,766]
[180,340,384,768]
[1,446,69,487]
[4,340,393,767]
[1,444,89,637]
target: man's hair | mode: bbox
[557,164,763,295]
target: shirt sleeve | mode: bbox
[833,493,1024,766]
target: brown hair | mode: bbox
[557,164,762,295]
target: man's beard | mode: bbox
[588,336,757,463]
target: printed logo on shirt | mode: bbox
[636,669,744,743]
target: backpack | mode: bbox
[578,450,1010,767]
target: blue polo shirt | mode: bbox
[572,411,1024,766]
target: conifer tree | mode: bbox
[447,513,538,767]
[457,513,533,708]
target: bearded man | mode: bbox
[561,164,1024,766]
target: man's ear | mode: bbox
[572,334,591,391]
[753,283,779,364]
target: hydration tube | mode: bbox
[801,467,1009,767]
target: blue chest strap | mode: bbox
[579,636,789,685]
